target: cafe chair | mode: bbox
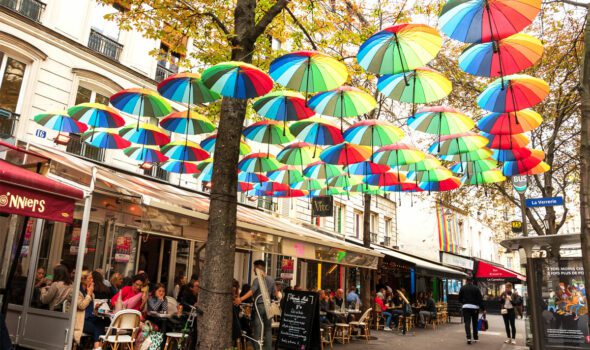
[99,309,142,350]
[333,323,351,344]
[320,326,333,350]
[349,308,372,341]
[164,305,198,350]
[397,314,415,332]
[372,309,385,331]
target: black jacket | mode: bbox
[459,283,484,310]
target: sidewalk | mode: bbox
[334,315,527,350]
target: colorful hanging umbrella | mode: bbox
[382,183,423,192]
[242,120,294,146]
[308,86,377,131]
[238,182,255,192]
[364,172,406,186]
[290,117,344,155]
[272,189,308,198]
[110,88,172,118]
[429,132,488,155]
[291,178,324,191]
[450,159,500,174]
[377,67,452,112]
[481,132,529,149]
[344,120,404,150]
[439,0,541,43]
[459,33,543,77]
[419,177,462,191]
[161,160,200,174]
[194,159,214,182]
[161,140,210,162]
[439,147,493,162]
[255,181,290,193]
[477,74,550,113]
[238,172,269,183]
[200,134,251,155]
[477,109,542,135]
[67,103,125,128]
[277,142,316,166]
[119,123,171,146]
[502,154,544,176]
[492,147,543,162]
[253,91,314,123]
[238,153,281,173]
[319,142,372,166]
[357,24,442,75]
[328,174,362,188]
[267,166,305,185]
[409,107,474,148]
[159,110,216,135]
[201,61,273,99]
[345,161,391,176]
[348,184,383,194]
[81,129,131,149]
[34,111,88,134]
[123,145,168,163]
[269,51,348,96]
[373,144,426,167]
[462,169,506,185]
[408,167,453,182]
[303,161,343,180]
[157,72,221,104]
[399,154,442,171]
[522,161,550,175]
[309,187,347,197]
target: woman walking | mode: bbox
[501,282,517,344]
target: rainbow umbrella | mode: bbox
[502,154,544,176]
[439,147,493,162]
[373,144,426,167]
[81,129,131,149]
[377,67,452,115]
[161,140,210,162]
[345,161,390,176]
[123,145,168,163]
[161,160,200,174]
[319,142,372,168]
[238,153,281,173]
[439,0,541,43]
[308,86,377,131]
[459,33,543,77]
[382,183,423,192]
[481,132,529,149]
[157,72,221,104]
[238,182,255,192]
[267,166,305,185]
[462,169,506,185]
[159,110,216,135]
[409,106,474,150]
[492,147,543,162]
[269,51,348,98]
[34,111,88,134]
[272,189,308,198]
[419,177,462,191]
[429,132,488,155]
[255,181,290,193]
[110,88,172,122]
[357,24,442,75]
[242,120,294,149]
[201,61,273,99]
[408,167,453,182]
[309,187,347,197]
[364,172,406,186]
[399,154,442,172]
[348,184,383,194]
[291,178,323,191]
[303,161,343,180]
[328,174,362,188]
[195,159,214,182]
[477,74,550,113]
[450,159,500,174]
[68,103,125,129]
[119,123,170,146]
[344,120,404,156]
[238,172,269,183]
[477,109,542,134]
[522,161,550,175]
[277,142,315,166]
[200,134,251,156]
[252,91,314,127]
[290,117,343,156]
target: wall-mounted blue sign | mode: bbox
[525,197,564,208]
[35,129,46,138]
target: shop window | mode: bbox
[0,52,27,138]
[0,215,32,306]
[59,220,101,272]
[107,226,138,278]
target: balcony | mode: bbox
[0,0,46,22]
[88,29,123,61]
[155,64,175,82]
[381,236,391,246]
[257,198,277,212]
[65,134,105,162]
[0,109,19,139]
[370,232,378,243]
[144,164,169,181]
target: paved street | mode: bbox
[334,315,526,350]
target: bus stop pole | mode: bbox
[524,244,544,350]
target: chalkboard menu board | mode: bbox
[276,290,321,350]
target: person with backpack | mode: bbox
[459,278,485,345]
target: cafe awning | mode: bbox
[475,260,526,281]
[372,245,467,277]
[0,159,84,223]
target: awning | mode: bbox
[372,245,466,277]
[475,260,526,281]
[0,159,84,223]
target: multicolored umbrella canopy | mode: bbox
[269,51,348,95]
[348,184,383,194]
[34,111,88,134]
[429,132,488,155]
[157,72,221,104]
[328,174,362,188]
[161,160,200,174]
[119,123,171,146]
[373,143,425,166]
[200,134,251,156]
[477,74,550,113]
[492,147,543,162]
[439,0,541,43]
[399,154,441,171]
[201,61,273,99]
[238,172,269,183]
[159,110,216,135]
[110,88,172,118]
[409,107,474,147]
[242,120,294,145]
[450,159,500,174]
[161,140,210,162]
[345,161,391,176]
[459,33,543,77]
[477,109,542,134]
[277,142,316,166]
[357,24,442,75]
[272,189,308,198]
[377,67,452,107]
[255,181,290,193]
[290,117,344,154]
[364,172,406,186]
[439,147,493,162]
[81,129,131,149]
[408,167,453,182]
[253,91,314,122]
[419,176,462,191]
[319,142,372,166]
[462,169,506,185]
[291,178,323,191]
[502,154,544,176]
[303,161,343,180]
[267,166,305,185]
[123,145,168,163]
[382,183,423,192]
[344,120,404,149]
[521,161,550,175]
[68,103,125,128]
[195,160,214,182]
[238,153,281,173]
[308,86,377,130]
[238,182,255,192]
[309,187,347,197]
[481,132,529,149]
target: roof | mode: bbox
[475,260,526,281]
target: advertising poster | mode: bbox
[281,258,294,280]
[540,257,590,348]
[114,235,132,263]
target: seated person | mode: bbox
[40,264,73,311]
[147,283,169,329]
[92,270,113,300]
[75,269,109,349]
[179,278,200,308]
[418,292,437,326]
[375,290,393,330]
[110,274,148,311]
[319,290,333,327]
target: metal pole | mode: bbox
[524,245,544,350]
[65,166,96,350]
[519,192,528,237]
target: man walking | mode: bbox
[459,278,485,345]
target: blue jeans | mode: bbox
[382,311,393,328]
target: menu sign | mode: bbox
[276,290,320,350]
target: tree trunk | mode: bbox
[360,193,372,310]
[579,4,590,339]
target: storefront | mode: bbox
[474,259,526,313]
[439,251,475,304]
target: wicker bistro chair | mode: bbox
[99,309,142,350]
[333,323,351,344]
[320,326,334,350]
[349,308,372,341]
[372,304,385,330]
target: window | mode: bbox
[506,257,513,271]
[353,210,362,239]
[0,0,46,22]
[334,203,345,234]
[91,4,122,41]
[385,217,392,237]
[156,43,181,82]
[370,213,378,234]
[0,52,26,138]
[74,85,109,105]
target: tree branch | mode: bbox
[553,0,589,7]
[284,6,318,50]
[252,0,290,40]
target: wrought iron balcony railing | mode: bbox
[0,109,19,139]
[88,29,123,61]
[0,0,46,22]
[155,64,176,82]
[65,134,105,162]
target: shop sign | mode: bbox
[0,182,75,223]
[281,258,294,280]
[311,196,333,217]
[539,257,590,349]
[511,221,523,233]
[441,252,474,270]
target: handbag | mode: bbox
[139,321,164,350]
[477,315,488,331]
[501,308,508,315]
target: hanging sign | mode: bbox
[276,290,321,350]
[0,182,75,223]
[526,197,564,208]
[512,175,528,193]
[311,196,333,217]
[511,221,523,233]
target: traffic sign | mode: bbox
[512,175,527,193]
[511,221,523,233]
[525,197,564,208]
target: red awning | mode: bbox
[0,159,84,223]
[475,260,526,281]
